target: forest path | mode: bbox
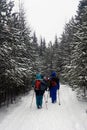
[0,84,87,130]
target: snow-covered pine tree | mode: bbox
[71,0,87,96]
[59,18,77,84]
[13,2,34,92]
[45,41,54,74]
[31,32,42,76]
[0,0,36,106]
[39,38,48,75]
[37,37,47,75]
[0,0,17,105]
[59,29,71,83]
[52,35,62,74]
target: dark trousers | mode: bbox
[35,90,44,108]
[50,86,57,103]
[36,95,43,108]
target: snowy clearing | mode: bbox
[0,84,87,130]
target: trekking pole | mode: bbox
[30,90,35,108]
[46,90,49,103]
[44,94,48,109]
[58,90,61,105]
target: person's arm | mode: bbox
[32,80,35,88]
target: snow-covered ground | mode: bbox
[0,84,87,130]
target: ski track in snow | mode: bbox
[0,84,87,130]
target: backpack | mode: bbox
[51,79,57,87]
[35,80,41,90]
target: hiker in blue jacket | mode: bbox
[49,71,60,103]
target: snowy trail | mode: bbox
[0,85,87,130]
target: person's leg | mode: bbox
[54,87,57,102]
[36,95,40,108]
[52,94,55,103]
[49,90,52,97]
[50,88,54,103]
[54,91,57,103]
[39,95,43,108]
[50,88,53,98]
[51,88,56,103]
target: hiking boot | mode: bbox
[39,106,42,109]
[37,106,42,109]
[52,100,56,103]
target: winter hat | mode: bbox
[36,73,42,80]
[51,71,56,77]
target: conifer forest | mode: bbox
[0,0,87,107]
